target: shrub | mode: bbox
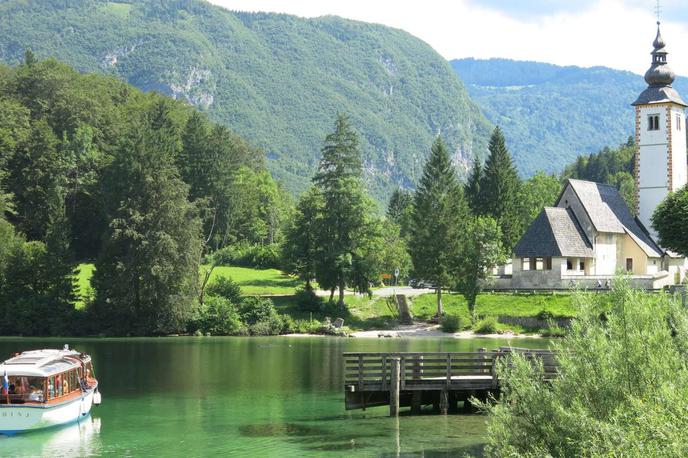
[249,315,284,336]
[480,277,688,456]
[536,309,555,321]
[211,243,281,269]
[473,317,498,334]
[294,287,323,312]
[206,275,242,304]
[441,315,462,333]
[239,296,278,325]
[190,296,246,336]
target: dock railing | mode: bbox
[343,348,556,415]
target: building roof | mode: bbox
[513,207,594,258]
[632,86,687,107]
[563,179,663,258]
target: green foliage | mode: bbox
[473,316,498,334]
[440,314,462,333]
[477,127,523,251]
[211,243,282,269]
[409,137,468,315]
[190,295,246,336]
[454,216,506,318]
[481,278,688,456]
[281,186,323,289]
[205,275,242,305]
[90,101,203,336]
[378,221,412,283]
[652,183,688,257]
[386,188,413,237]
[0,1,493,200]
[518,171,561,228]
[312,114,382,305]
[293,287,323,313]
[239,296,278,326]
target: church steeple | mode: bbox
[633,21,688,241]
[644,22,675,87]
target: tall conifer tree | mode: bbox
[409,137,468,316]
[479,127,522,251]
[465,156,483,213]
[312,114,378,306]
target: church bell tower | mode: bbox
[633,22,687,240]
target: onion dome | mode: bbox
[644,22,675,87]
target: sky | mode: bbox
[207,0,688,75]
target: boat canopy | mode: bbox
[0,349,90,377]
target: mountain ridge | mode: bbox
[451,57,688,177]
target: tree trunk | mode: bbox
[338,280,345,306]
[436,288,443,317]
[329,287,335,303]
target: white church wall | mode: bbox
[670,107,687,191]
[594,233,617,275]
[638,105,667,145]
[638,143,668,188]
[639,187,667,238]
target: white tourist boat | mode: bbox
[0,345,101,435]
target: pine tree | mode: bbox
[92,101,202,335]
[409,137,468,316]
[312,114,379,306]
[283,186,323,291]
[386,188,413,238]
[478,127,522,252]
[465,156,483,213]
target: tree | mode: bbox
[652,184,688,256]
[386,188,413,238]
[282,186,323,291]
[465,156,483,213]
[454,216,506,318]
[91,101,202,335]
[312,113,379,306]
[481,278,688,456]
[409,136,468,316]
[478,127,522,251]
[518,171,561,229]
[379,221,412,284]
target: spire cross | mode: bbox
[655,0,662,23]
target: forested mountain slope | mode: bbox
[0,0,492,198]
[451,58,688,176]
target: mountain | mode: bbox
[0,0,492,199]
[451,58,688,177]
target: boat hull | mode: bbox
[0,387,97,435]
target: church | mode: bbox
[503,22,688,290]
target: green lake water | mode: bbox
[0,336,548,457]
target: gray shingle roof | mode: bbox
[565,179,663,257]
[632,86,687,107]
[513,207,593,258]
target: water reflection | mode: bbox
[0,416,101,457]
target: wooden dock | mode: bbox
[343,348,556,416]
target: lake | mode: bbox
[0,336,548,457]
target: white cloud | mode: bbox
[207,0,688,75]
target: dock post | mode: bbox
[440,388,449,415]
[390,357,400,417]
[411,391,422,414]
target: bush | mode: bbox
[206,275,242,304]
[190,296,246,336]
[536,309,555,321]
[212,243,281,269]
[440,315,462,333]
[249,315,284,336]
[473,317,498,334]
[480,277,688,456]
[239,296,278,325]
[293,287,323,312]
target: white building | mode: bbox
[504,23,688,290]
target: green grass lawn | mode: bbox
[76,263,302,305]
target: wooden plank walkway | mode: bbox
[343,348,556,415]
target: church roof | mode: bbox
[564,179,663,258]
[632,86,687,107]
[513,207,593,258]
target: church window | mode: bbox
[676,114,682,131]
[626,258,633,272]
[522,258,530,271]
[579,260,585,271]
[535,257,544,270]
[648,114,660,131]
[566,259,573,270]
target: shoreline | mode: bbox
[284,323,544,339]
